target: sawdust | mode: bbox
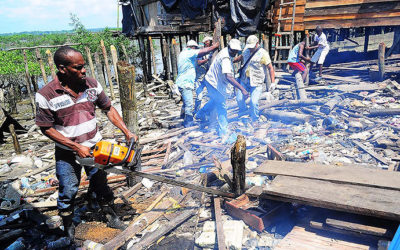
[75,221,121,244]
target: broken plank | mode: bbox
[275,226,371,250]
[129,208,195,250]
[325,218,392,238]
[352,140,389,165]
[104,192,172,250]
[254,160,400,190]
[262,175,400,221]
[214,197,228,250]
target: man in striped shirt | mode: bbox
[35,46,138,240]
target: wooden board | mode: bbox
[262,176,400,221]
[254,160,400,191]
[306,0,400,9]
[305,2,400,16]
[275,226,371,250]
[304,16,400,29]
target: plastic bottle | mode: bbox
[20,177,30,189]
[83,240,105,250]
[183,151,193,166]
[47,237,71,249]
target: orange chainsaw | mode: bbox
[76,138,142,171]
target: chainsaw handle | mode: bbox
[105,137,136,168]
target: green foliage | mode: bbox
[0,13,139,79]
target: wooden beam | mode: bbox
[231,135,246,196]
[304,16,400,29]
[378,42,386,81]
[6,43,80,51]
[325,218,392,238]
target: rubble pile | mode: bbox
[0,59,400,249]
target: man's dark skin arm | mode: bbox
[40,106,138,158]
[40,127,92,158]
[233,54,243,63]
[225,73,249,97]
[198,41,220,57]
[307,40,319,50]
[197,58,208,65]
[298,43,311,63]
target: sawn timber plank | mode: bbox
[262,176,400,221]
[254,160,400,191]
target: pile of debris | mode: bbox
[1,56,400,249]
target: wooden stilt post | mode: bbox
[94,52,107,90]
[121,44,130,62]
[149,36,157,75]
[100,39,115,100]
[364,27,370,53]
[22,49,36,116]
[117,61,138,135]
[146,36,152,78]
[110,45,120,86]
[305,30,310,85]
[378,42,386,82]
[162,35,171,80]
[138,35,149,95]
[35,48,48,85]
[31,75,39,92]
[231,135,246,196]
[45,49,56,80]
[9,124,21,154]
[295,72,307,100]
[169,36,178,79]
[85,46,96,78]
[178,35,183,51]
[172,38,180,58]
[220,36,225,48]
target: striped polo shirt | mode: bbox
[35,76,111,150]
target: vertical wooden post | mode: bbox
[214,197,227,250]
[94,52,107,90]
[121,44,130,62]
[364,27,370,53]
[35,48,47,85]
[220,36,225,48]
[117,61,138,134]
[178,35,183,51]
[100,39,115,100]
[161,35,171,80]
[22,49,36,116]
[9,124,21,154]
[169,36,178,79]
[138,35,149,95]
[31,75,39,92]
[85,46,96,78]
[45,49,56,80]
[149,36,157,75]
[110,45,120,86]
[305,30,310,85]
[231,135,246,196]
[146,36,152,78]
[295,72,307,100]
[172,38,180,57]
[378,42,386,81]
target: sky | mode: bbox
[0,0,121,34]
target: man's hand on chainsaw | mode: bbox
[76,144,93,158]
[126,131,138,144]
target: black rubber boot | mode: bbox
[101,203,127,230]
[61,214,75,241]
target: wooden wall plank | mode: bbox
[254,160,400,191]
[306,0,400,9]
[304,10,400,21]
[305,2,400,16]
[304,16,400,29]
[263,176,400,221]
